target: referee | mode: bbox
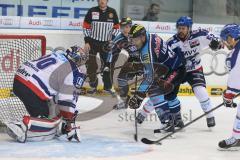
[83,0,120,95]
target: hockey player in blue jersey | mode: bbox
[167,16,223,128]
[218,24,240,149]
[128,24,186,131]
[106,17,143,110]
[6,46,88,143]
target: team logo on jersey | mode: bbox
[142,54,150,63]
[183,48,197,57]
[109,13,114,18]
[75,77,84,89]
[16,67,31,78]
[92,12,99,20]
[189,39,200,48]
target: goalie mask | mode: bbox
[66,46,89,66]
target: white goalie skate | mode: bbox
[5,120,28,143]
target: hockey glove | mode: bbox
[165,66,186,86]
[66,46,79,54]
[209,39,224,51]
[128,91,145,109]
[222,90,237,108]
[61,111,80,142]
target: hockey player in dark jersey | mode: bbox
[106,17,143,110]
[128,24,186,131]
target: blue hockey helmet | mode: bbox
[176,16,193,28]
[220,23,240,41]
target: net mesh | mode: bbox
[0,35,46,126]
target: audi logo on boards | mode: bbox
[200,50,229,76]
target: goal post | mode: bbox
[0,35,46,130]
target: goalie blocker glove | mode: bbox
[61,111,81,142]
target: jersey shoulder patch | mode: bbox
[150,34,162,55]
[52,52,68,63]
[167,36,175,43]
[167,35,180,48]
[114,33,126,43]
[191,28,209,37]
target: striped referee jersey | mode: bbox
[83,6,120,43]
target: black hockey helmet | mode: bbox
[120,17,133,26]
[129,24,147,38]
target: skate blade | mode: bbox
[154,128,185,133]
[217,147,240,151]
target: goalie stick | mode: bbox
[141,93,240,145]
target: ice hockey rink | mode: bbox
[0,96,240,160]
[1,0,240,159]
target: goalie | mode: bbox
[6,46,88,143]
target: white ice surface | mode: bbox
[0,96,240,160]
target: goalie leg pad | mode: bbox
[6,115,61,142]
[27,116,61,141]
[6,119,28,143]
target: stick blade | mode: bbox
[134,134,138,142]
[141,138,161,145]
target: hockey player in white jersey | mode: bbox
[167,16,223,128]
[218,24,240,149]
[6,46,88,143]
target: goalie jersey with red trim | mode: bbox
[14,51,86,119]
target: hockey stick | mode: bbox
[134,75,138,142]
[141,93,240,145]
[86,62,169,78]
[86,64,125,78]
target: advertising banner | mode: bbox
[0,0,120,30]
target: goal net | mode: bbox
[0,35,46,129]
